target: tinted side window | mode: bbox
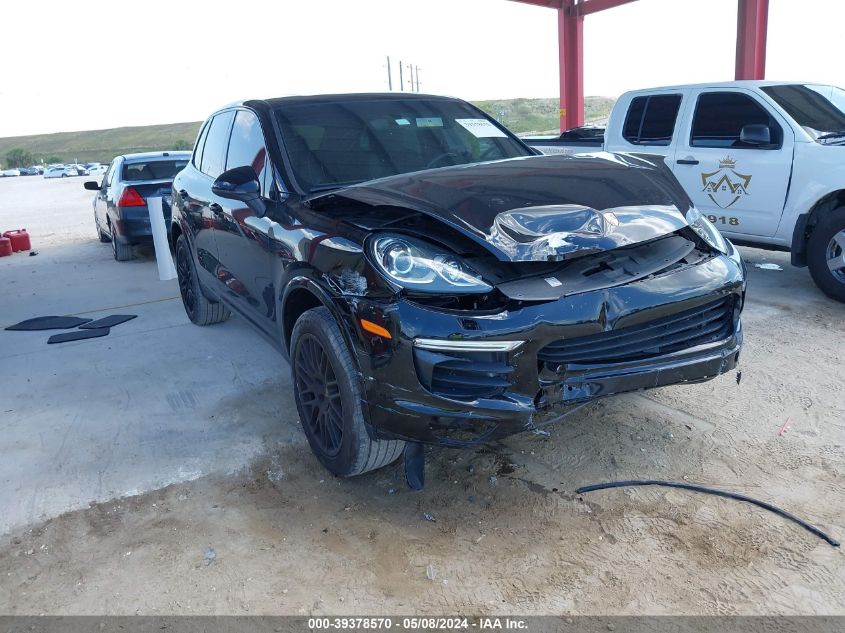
[200,111,235,178]
[691,92,782,148]
[623,94,682,145]
[107,160,119,187]
[193,121,210,169]
[101,160,116,189]
[226,110,269,193]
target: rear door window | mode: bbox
[193,121,210,169]
[622,94,682,145]
[225,110,269,193]
[200,111,235,178]
[691,92,782,148]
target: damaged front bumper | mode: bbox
[346,249,745,448]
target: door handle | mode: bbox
[244,215,284,240]
[676,157,699,165]
[209,203,224,216]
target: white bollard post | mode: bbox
[147,196,177,281]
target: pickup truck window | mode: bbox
[622,94,682,146]
[273,98,530,192]
[691,92,782,149]
[761,84,845,143]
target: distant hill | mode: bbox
[0,97,616,166]
[474,96,616,135]
[0,122,203,166]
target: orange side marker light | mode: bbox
[360,319,392,339]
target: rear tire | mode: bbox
[807,206,845,303]
[291,306,404,477]
[111,234,135,261]
[175,233,230,325]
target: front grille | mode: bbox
[414,349,513,400]
[538,297,734,366]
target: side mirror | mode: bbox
[739,124,771,146]
[83,180,100,190]
[212,166,265,215]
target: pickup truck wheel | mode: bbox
[175,233,230,325]
[807,207,845,302]
[291,306,405,477]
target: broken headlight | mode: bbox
[686,208,729,255]
[370,234,492,294]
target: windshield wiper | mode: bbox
[817,131,845,140]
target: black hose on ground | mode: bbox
[575,479,839,547]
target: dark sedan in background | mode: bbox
[85,151,190,260]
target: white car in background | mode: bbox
[43,166,77,178]
[1,168,21,177]
[87,164,108,176]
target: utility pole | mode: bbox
[415,65,420,92]
[399,60,404,91]
[386,56,392,91]
[407,64,415,93]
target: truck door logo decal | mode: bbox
[700,156,752,209]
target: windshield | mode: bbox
[273,97,531,192]
[762,84,845,143]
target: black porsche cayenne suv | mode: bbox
[171,93,744,484]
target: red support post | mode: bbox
[735,0,769,80]
[558,2,584,131]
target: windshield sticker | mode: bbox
[416,117,443,128]
[395,118,411,126]
[456,118,507,138]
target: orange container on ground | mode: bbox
[3,229,31,252]
[0,237,12,257]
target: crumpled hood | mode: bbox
[308,152,695,262]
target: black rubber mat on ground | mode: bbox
[47,328,110,344]
[5,316,93,331]
[79,314,137,329]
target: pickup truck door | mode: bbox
[670,89,794,238]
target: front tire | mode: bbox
[175,233,230,325]
[291,307,404,477]
[807,206,845,302]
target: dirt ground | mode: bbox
[0,177,843,615]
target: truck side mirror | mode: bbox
[739,124,771,146]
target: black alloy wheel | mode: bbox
[294,334,344,457]
[290,306,404,477]
[176,238,197,319]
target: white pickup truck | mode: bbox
[525,81,845,302]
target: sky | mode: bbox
[0,0,843,137]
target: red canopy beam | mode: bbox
[512,0,637,131]
[735,0,769,80]
[558,4,584,130]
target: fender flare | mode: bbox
[279,275,359,361]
